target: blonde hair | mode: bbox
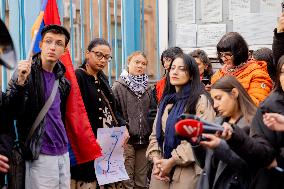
[127,51,148,65]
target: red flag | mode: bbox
[60,52,102,165]
[33,0,102,165]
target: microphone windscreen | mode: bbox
[180,114,222,128]
[203,125,224,133]
[175,119,203,138]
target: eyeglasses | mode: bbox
[43,39,65,48]
[91,51,112,62]
[218,52,232,59]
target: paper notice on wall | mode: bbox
[185,46,218,58]
[229,0,250,20]
[197,24,226,47]
[176,0,195,24]
[201,0,222,23]
[176,24,197,48]
[260,0,282,15]
[233,13,276,45]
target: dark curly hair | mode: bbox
[160,47,183,67]
[252,48,275,81]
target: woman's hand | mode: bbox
[200,133,221,149]
[156,158,176,178]
[152,157,170,182]
[122,128,130,148]
[277,12,284,33]
[220,122,233,140]
[0,155,9,173]
[263,113,284,131]
[267,158,278,169]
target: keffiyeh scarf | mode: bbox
[120,69,148,97]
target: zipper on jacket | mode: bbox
[138,97,142,144]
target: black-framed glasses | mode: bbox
[91,51,112,62]
[218,52,232,59]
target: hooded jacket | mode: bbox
[211,60,272,106]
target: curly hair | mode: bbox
[160,47,183,66]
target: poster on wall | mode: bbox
[197,24,226,47]
[201,0,222,23]
[176,0,195,24]
[260,0,282,15]
[229,0,250,20]
[176,24,197,48]
[233,13,276,45]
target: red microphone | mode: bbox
[175,115,224,138]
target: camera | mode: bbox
[201,78,211,85]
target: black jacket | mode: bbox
[7,53,70,143]
[75,68,125,134]
[71,68,125,182]
[193,117,251,189]
[227,91,284,189]
[272,28,284,67]
[0,90,25,187]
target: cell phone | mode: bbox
[201,78,211,85]
[282,2,284,12]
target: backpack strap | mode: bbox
[26,79,59,142]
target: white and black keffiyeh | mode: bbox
[120,69,148,97]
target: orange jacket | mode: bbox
[156,77,166,103]
[211,60,272,106]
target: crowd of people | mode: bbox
[1,10,284,189]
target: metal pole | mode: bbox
[19,0,26,60]
[141,0,145,51]
[1,0,7,91]
[98,0,102,38]
[114,0,118,80]
[80,0,84,63]
[107,0,112,84]
[69,0,75,65]
[89,0,93,40]
[57,0,64,25]
[156,0,160,80]
[121,0,125,71]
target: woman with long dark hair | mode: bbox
[188,75,256,189]
[218,55,284,189]
[146,53,215,189]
